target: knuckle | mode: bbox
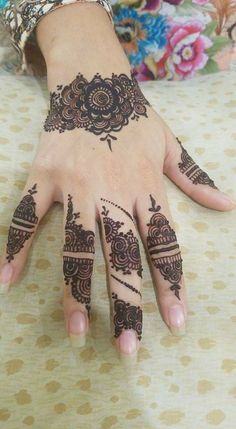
[33,155,57,175]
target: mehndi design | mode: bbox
[6,183,38,262]
[177,137,218,189]
[101,199,143,340]
[147,194,182,300]
[44,72,150,150]
[111,274,142,297]
[101,202,143,277]
[63,194,95,318]
[112,292,142,340]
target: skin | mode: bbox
[0,3,235,361]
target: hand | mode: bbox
[0,68,235,363]
[1,3,235,363]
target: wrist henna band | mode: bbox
[44,72,150,150]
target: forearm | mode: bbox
[36,3,131,89]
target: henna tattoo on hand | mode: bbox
[176,137,218,189]
[101,198,134,222]
[147,195,182,300]
[111,274,142,298]
[101,202,143,278]
[63,194,95,318]
[44,72,150,151]
[6,184,38,262]
[111,292,142,340]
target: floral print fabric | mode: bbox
[113,0,236,80]
[0,0,236,80]
[0,0,113,74]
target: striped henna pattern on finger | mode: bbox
[177,137,218,189]
[147,194,182,300]
[6,184,38,262]
[63,194,95,319]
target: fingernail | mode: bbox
[69,311,87,348]
[220,193,236,206]
[0,263,13,294]
[168,305,186,336]
[119,330,137,363]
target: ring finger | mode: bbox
[62,190,96,348]
[135,179,188,336]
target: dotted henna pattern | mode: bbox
[63,194,95,318]
[147,194,182,300]
[111,274,142,297]
[44,72,150,150]
[6,183,38,262]
[177,137,218,189]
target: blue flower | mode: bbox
[0,0,9,9]
[114,7,169,66]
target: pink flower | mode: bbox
[157,20,212,79]
[192,0,209,5]
[140,0,162,13]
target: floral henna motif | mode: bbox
[146,195,182,300]
[44,72,150,151]
[176,137,218,189]
[111,292,142,340]
[6,184,38,262]
[63,194,95,318]
[101,203,143,278]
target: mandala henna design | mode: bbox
[63,194,95,318]
[111,274,142,298]
[176,137,218,189]
[6,184,38,262]
[111,292,142,340]
[44,72,150,151]
[146,194,182,300]
[101,204,143,278]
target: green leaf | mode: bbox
[199,58,219,75]
[111,3,122,15]
[203,21,218,37]
[206,37,231,57]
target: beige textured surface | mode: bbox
[0,71,236,428]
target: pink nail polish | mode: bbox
[69,311,87,335]
[119,330,137,355]
[168,305,185,336]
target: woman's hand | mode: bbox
[0,3,235,362]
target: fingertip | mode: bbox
[118,329,138,357]
[68,310,88,348]
[218,193,236,211]
[168,304,186,337]
[69,310,87,335]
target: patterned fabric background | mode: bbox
[0,0,236,79]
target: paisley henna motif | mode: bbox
[177,137,218,189]
[44,72,150,150]
[6,184,38,262]
[63,194,95,318]
[111,292,142,340]
[147,194,182,300]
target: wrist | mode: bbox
[36,2,130,89]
